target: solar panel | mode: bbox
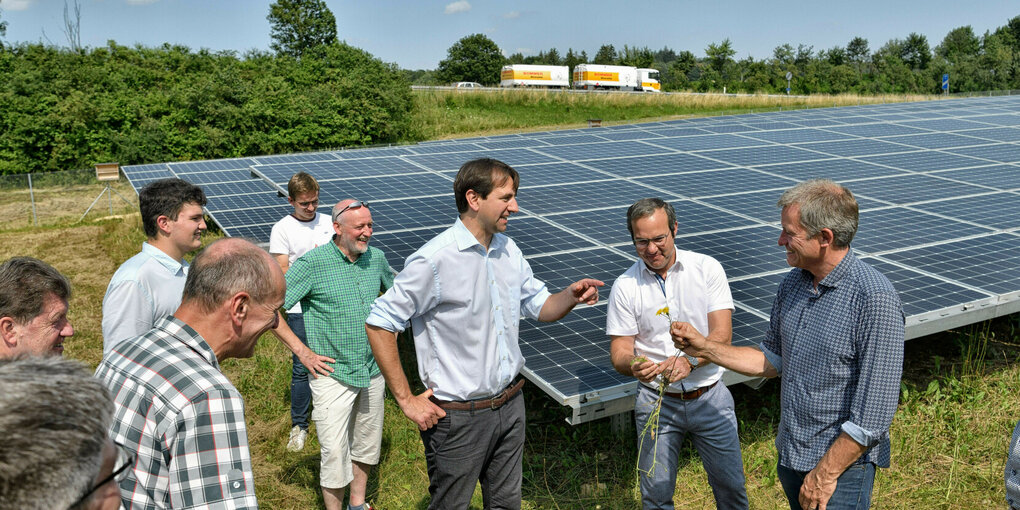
[121,95,1020,423]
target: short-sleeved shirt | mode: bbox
[366,218,552,401]
[606,248,733,392]
[102,242,187,354]
[269,212,334,314]
[94,316,257,510]
[284,239,393,388]
[760,249,905,471]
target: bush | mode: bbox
[0,41,414,174]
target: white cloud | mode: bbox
[502,11,520,19]
[444,0,470,14]
[1,0,37,11]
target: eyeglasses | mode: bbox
[69,443,135,508]
[633,234,671,250]
[332,201,369,222]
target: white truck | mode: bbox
[572,64,661,92]
[499,64,570,88]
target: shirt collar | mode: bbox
[453,217,505,253]
[328,236,360,264]
[814,248,857,289]
[142,242,185,274]
[639,246,684,279]
[160,316,219,370]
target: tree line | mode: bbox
[0,0,414,175]
[420,15,1020,95]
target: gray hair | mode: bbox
[777,179,859,248]
[182,238,278,312]
[626,198,677,240]
[0,257,71,324]
[0,356,113,510]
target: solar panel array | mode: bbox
[122,95,1020,424]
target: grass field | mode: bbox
[408,89,936,141]
[2,92,1017,509]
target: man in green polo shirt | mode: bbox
[273,199,393,510]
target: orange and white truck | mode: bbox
[571,64,660,92]
[499,65,570,88]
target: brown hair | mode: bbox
[453,158,520,214]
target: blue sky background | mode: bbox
[1,0,1017,70]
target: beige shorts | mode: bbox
[309,374,385,488]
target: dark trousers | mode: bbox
[287,313,312,430]
[777,462,875,510]
[419,388,525,510]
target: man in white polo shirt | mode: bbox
[269,171,334,452]
[607,198,748,510]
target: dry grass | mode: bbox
[409,89,939,140]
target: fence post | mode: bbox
[28,173,39,227]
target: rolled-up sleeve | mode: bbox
[517,255,550,320]
[367,255,438,333]
[842,290,905,447]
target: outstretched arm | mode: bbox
[538,278,604,322]
[671,321,777,378]
[365,324,445,430]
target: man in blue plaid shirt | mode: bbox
[673,179,904,510]
[96,238,286,509]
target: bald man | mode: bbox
[272,199,393,510]
[96,238,286,509]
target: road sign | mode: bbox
[785,72,793,80]
[942,74,949,92]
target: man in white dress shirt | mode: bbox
[102,178,206,354]
[366,158,604,509]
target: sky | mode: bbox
[1,0,1018,70]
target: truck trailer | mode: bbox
[571,64,661,92]
[499,65,570,88]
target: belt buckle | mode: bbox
[490,389,507,410]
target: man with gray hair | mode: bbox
[673,179,905,510]
[0,256,73,358]
[272,198,392,510]
[0,356,125,510]
[96,237,286,509]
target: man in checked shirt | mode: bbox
[673,179,905,510]
[96,238,285,509]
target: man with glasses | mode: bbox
[272,199,393,510]
[366,158,604,509]
[96,238,286,509]
[606,198,748,509]
[0,355,125,510]
[673,180,904,510]
[269,171,334,452]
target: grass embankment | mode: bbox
[409,89,936,141]
[2,213,1017,509]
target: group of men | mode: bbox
[0,156,1018,510]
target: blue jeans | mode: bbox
[634,382,748,510]
[777,462,875,510]
[287,313,312,430]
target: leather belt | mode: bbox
[663,381,717,400]
[429,379,525,411]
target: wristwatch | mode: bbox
[684,354,700,369]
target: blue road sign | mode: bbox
[943,74,949,91]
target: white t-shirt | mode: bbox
[605,248,733,391]
[269,212,334,313]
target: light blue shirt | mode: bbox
[102,243,188,354]
[1008,419,1020,509]
[366,218,551,401]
